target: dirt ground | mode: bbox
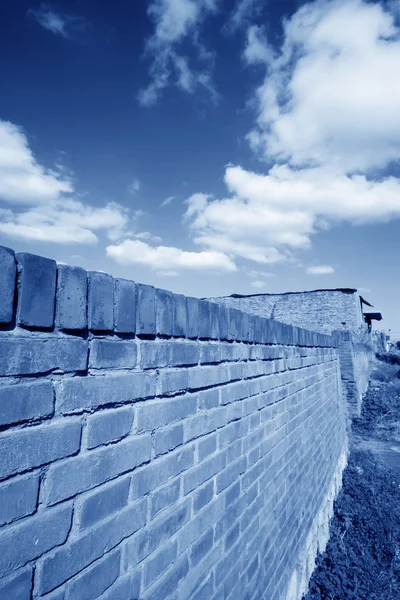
[303,355,400,600]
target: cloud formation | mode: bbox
[0,120,130,244]
[306,265,335,275]
[106,238,237,273]
[139,0,219,106]
[184,0,400,268]
[28,3,86,38]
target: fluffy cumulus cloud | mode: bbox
[106,238,237,273]
[0,120,129,244]
[306,265,335,275]
[139,0,219,106]
[184,0,400,267]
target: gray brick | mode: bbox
[38,501,146,594]
[114,278,136,333]
[57,372,155,414]
[0,381,54,427]
[157,369,189,396]
[79,477,130,528]
[198,433,217,461]
[0,503,72,578]
[131,446,194,499]
[144,540,178,588]
[0,473,39,526]
[186,297,199,339]
[45,435,151,504]
[155,288,174,336]
[136,500,190,562]
[150,479,180,519]
[0,336,87,376]
[192,573,214,600]
[153,423,184,456]
[87,406,134,449]
[191,527,213,566]
[142,556,189,600]
[225,523,240,551]
[136,284,156,335]
[56,264,87,330]
[0,567,32,600]
[88,271,114,331]
[168,342,199,367]
[137,394,197,431]
[173,294,188,337]
[0,420,81,480]
[198,300,210,339]
[0,245,16,324]
[65,550,120,600]
[184,452,226,494]
[16,252,56,328]
[98,573,141,600]
[216,456,247,493]
[209,303,220,340]
[193,480,214,513]
[89,339,137,369]
[218,305,229,340]
[197,388,219,410]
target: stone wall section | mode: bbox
[0,245,348,600]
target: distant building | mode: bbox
[208,288,373,336]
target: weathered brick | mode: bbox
[198,433,217,461]
[186,297,199,339]
[0,567,32,600]
[173,294,188,337]
[89,339,137,369]
[137,394,197,431]
[87,406,134,449]
[114,278,136,334]
[142,556,189,600]
[65,549,120,600]
[144,540,178,588]
[88,271,114,331]
[0,381,54,426]
[197,388,219,410]
[191,527,213,566]
[216,456,247,493]
[98,573,141,600]
[150,479,180,519]
[218,305,229,341]
[209,303,220,340]
[198,300,210,339]
[38,501,146,594]
[57,372,155,414]
[56,264,87,330]
[0,473,39,526]
[45,435,151,504]
[131,446,194,500]
[184,452,226,494]
[155,288,174,336]
[193,480,214,513]
[0,420,81,480]
[79,477,130,529]
[0,503,72,578]
[136,284,156,335]
[188,365,230,390]
[153,423,184,456]
[0,245,16,324]
[200,343,221,364]
[157,368,189,396]
[16,252,56,328]
[0,336,87,376]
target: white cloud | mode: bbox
[306,265,335,275]
[139,0,219,106]
[182,1,400,268]
[127,179,141,194]
[251,280,267,289]
[247,0,400,173]
[0,120,130,245]
[225,0,263,33]
[160,195,176,207]
[106,239,237,272]
[28,4,86,38]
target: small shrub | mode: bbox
[376,352,400,366]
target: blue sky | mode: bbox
[1,0,400,336]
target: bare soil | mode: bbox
[303,356,400,600]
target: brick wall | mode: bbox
[210,292,372,418]
[0,245,348,600]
